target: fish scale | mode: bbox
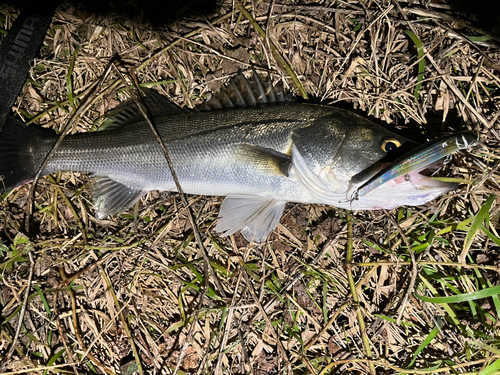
[44,103,332,195]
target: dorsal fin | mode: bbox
[100,88,183,131]
[199,70,295,111]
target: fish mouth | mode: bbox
[352,131,479,200]
[383,160,456,189]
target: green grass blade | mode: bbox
[485,277,500,326]
[43,348,66,375]
[418,276,461,327]
[407,317,441,368]
[66,46,79,111]
[435,216,474,236]
[34,285,51,317]
[416,284,500,303]
[465,35,491,42]
[479,357,500,375]
[460,195,496,263]
[373,314,417,327]
[403,29,425,101]
[481,225,500,246]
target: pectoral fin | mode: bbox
[216,194,286,243]
[92,177,146,219]
[234,143,292,177]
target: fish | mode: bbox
[0,72,478,243]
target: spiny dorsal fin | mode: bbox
[199,70,295,111]
[92,176,146,218]
[100,88,183,131]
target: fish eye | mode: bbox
[381,138,402,153]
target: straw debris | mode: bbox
[1,0,499,374]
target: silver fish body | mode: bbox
[43,104,397,202]
[0,74,474,242]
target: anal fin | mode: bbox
[92,177,146,219]
[216,194,286,243]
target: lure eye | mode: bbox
[381,138,402,153]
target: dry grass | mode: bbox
[1,0,500,374]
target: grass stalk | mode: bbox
[345,212,376,375]
[352,260,499,271]
[47,175,87,241]
[0,237,34,370]
[59,267,116,375]
[99,265,144,375]
[235,2,309,99]
[317,356,500,374]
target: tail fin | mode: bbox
[0,117,56,193]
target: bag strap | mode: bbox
[0,3,57,128]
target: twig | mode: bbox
[241,266,293,374]
[236,2,309,100]
[109,65,226,374]
[99,265,144,375]
[384,211,418,325]
[0,239,35,370]
[59,267,116,375]
[47,175,87,241]
[114,65,227,297]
